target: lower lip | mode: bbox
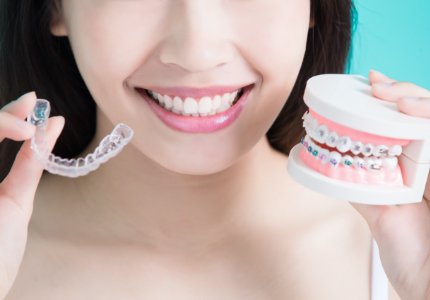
[137,85,254,133]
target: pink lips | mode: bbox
[137,84,254,133]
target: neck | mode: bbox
[73,107,282,254]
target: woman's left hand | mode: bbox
[351,70,430,300]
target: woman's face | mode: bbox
[51,0,312,175]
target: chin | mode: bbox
[154,152,240,176]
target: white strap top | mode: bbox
[371,238,389,300]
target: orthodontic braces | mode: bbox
[300,134,398,170]
[301,111,401,170]
[302,111,402,156]
[27,99,134,178]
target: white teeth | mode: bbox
[163,95,173,109]
[229,90,239,104]
[326,132,339,148]
[382,157,398,170]
[222,92,231,106]
[353,156,366,169]
[147,88,243,116]
[373,145,389,157]
[303,112,404,158]
[304,134,311,144]
[198,97,212,114]
[310,118,318,131]
[183,97,199,114]
[302,134,399,172]
[336,136,352,153]
[217,100,231,113]
[318,148,330,164]
[301,111,405,172]
[389,145,402,156]
[350,141,364,155]
[315,125,329,143]
[362,143,374,157]
[365,158,382,170]
[155,93,163,104]
[328,151,342,168]
[212,95,221,112]
[364,158,375,170]
[341,155,353,167]
[172,96,183,112]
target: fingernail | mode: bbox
[371,69,384,76]
[371,69,387,76]
[25,91,36,98]
[371,69,396,83]
[12,91,36,104]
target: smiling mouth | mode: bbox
[135,84,253,117]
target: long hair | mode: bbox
[0,0,357,181]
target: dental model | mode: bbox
[287,74,430,205]
[27,99,134,178]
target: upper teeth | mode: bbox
[303,111,403,158]
[147,89,242,116]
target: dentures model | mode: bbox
[287,74,430,205]
[27,99,134,178]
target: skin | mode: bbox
[353,70,430,300]
[46,0,313,257]
[0,0,429,299]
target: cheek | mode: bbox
[234,2,310,131]
[64,3,164,106]
[231,0,310,97]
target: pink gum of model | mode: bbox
[299,109,411,187]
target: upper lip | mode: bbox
[139,83,254,99]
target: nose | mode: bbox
[159,1,235,73]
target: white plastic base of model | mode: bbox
[286,74,430,205]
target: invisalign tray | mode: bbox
[26,99,134,178]
[287,74,430,205]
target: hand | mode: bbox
[351,70,430,300]
[0,92,64,299]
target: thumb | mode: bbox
[397,97,430,118]
[369,69,397,84]
[1,116,65,215]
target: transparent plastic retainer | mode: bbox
[26,99,134,178]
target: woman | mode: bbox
[0,0,429,299]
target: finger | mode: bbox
[369,69,397,84]
[397,97,430,118]
[372,81,430,102]
[0,111,36,143]
[0,116,65,215]
[1,91,37,119]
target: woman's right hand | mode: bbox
[0,91,64,299]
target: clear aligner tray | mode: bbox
[27,99,134,178]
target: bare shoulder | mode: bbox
[265,148,370,227]
[261,149,375,298]
[7,149,379,299]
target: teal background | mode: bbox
[348,0,430,89]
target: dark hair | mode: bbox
[0,0,356,181]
